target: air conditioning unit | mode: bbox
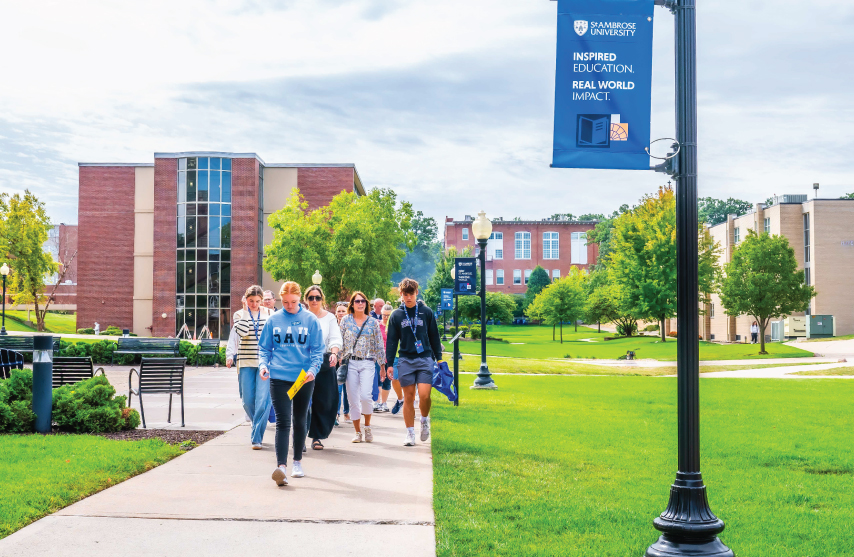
[774,194,808,204]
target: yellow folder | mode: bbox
[287,370,308,399]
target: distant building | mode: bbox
[42,224,78,308]
[443,216,599,295]
[77,152,365,338]
[704,194,854,340]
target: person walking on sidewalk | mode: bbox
[263,290,278,312]
[751,321,759,344]
[259,281,325,486]
[382,303,406,415]
[226,285,273,449]
[335,302,351,422]
[375,303,396,413]
[304,285,343,450]
[339,291,385,443]
[385,278,443,447]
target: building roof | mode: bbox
[446,219,599,225]
[78,163,154,167]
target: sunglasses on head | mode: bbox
[307,295,322,302]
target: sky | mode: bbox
[1,0,852,231]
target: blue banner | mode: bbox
[441,288,454,310]
[552,0,654,170]
[454,258,477,296]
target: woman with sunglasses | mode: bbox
[339,291,385,443]
[303,285,343,450]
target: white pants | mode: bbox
[346,359,376,421]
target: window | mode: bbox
[552,269,560,281]
[764,217,770,234]
[733,227,740,244]
[496,269,505,285]
[543,232,560,259]
[513,269,522,285]
[177,157,232,340]
[524,269,532,285]
[515,232,531,259]
[710,303,715,318]
[485,269,493,286]
[462,228,469,241]
[571,232,588,264]
[803,213,810,264]
[488,231,504,259]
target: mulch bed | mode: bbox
[95,429,224,446]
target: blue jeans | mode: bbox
[338,383,350,414]
[239,367,271,444]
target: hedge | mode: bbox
[17,340,227,366]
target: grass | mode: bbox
[4,311,77,334]
[0,435,182,538]
[443,354,823,377]
[791,366,854,376]
[432,376,854,556]
[803,334,854,342]
[452,324,814,361]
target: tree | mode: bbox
[0,191,59,332]
[718,230,815,354]
[524,266,551,310]
[265,187,412,301]
[841,192,854,199]
[698,226,722,312]
[422,246,473,312]
[392,211,441,287]
[527,268,586,343]
[458,291,517,325]
[577,213,605,221]
[698,197,753,226]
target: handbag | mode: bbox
[337,318,369,385]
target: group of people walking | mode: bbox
[225,278,442,487]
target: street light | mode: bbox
[471,211,496,390]
[312,270,322,285]
[0,263,9,336]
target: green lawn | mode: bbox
[453,325,813,360]
[0,319,36,333]
[3,311,77,334]
[0,435,182,538]
[432,376,854,557]
[791,366,854,376]
[803,334,854,342]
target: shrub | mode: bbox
[668,331,677,338]
[469,325,481,340]
[52,375,139,433]
[77,328,95,335]
[616,321,638,337]
[0,370,36,433]
[644,324,659,332]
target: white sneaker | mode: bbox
[251,443,262,450]
[292,461,305,478]
[272,466,288,486]
[364,426,373,443]
[404,430,416,446]
[352,431,362,443]
[420,418,430,442]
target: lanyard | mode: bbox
[405,305,419,337]
[248,309,260,339]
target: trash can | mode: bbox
[32,335,54,434]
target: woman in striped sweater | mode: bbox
[226,285,273,449]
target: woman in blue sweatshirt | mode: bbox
[259,281,325,487]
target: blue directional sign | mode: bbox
[441,288,454,310]
[552,0,654,170]
[453,258,477,296]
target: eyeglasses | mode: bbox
[263,298,274,302]
[354,299,367,304]
[307,296,322,302]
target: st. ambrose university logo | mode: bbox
[574,20,588,36]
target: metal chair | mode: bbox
[0,348,25,380]
[128,357,187,428]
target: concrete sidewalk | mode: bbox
[0,411,436,556]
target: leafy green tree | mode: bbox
[718,230,815,354]
[698,197,753,226]
[577,213,605,221]
[524,266,551,308]
[265,187,412,300]
[458,291,517,325]
[392,211,441,287]
[527,268,586,343]
[0,191,59,332]
[699,226,722,312]
[840,192,854,199]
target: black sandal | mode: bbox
[311,439,323,450]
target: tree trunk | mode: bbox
[597,320,601,333]
[560,322,563,343]
[553,323,556,341]
[574,319,577,332]
[660,316,666,342]
[34,295,44,332]
[759,316,768,354]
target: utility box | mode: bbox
[784,316,807,338]
[806,315,835,339]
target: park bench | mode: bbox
[0,336,62,354]
[112,337,180,364]
[196,339,221,365]
[128,357,187,428]
[52,357,105,388]
[0,348,24,380]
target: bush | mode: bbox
[643,324,659,332]
[0,369,36,433]
[449,326,457,336]
[616,321,638,337]
[77,328,95,335]
[52,375,140,433]
[668,331,677,338]
[469,325,482,340]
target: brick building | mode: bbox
[77,152,365,338]
[704,194,854,340]
[443,216,598,294]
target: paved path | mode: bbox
[1,404,435,556]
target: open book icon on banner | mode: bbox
[577,114,629,148]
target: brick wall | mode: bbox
[297,167,356,210]
[230,158,260,316]
[151,159,178,337]
[77,167,135,330]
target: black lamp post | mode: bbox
[0,263,9,336]
[471,211,496,390]
[646,1,732,556]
